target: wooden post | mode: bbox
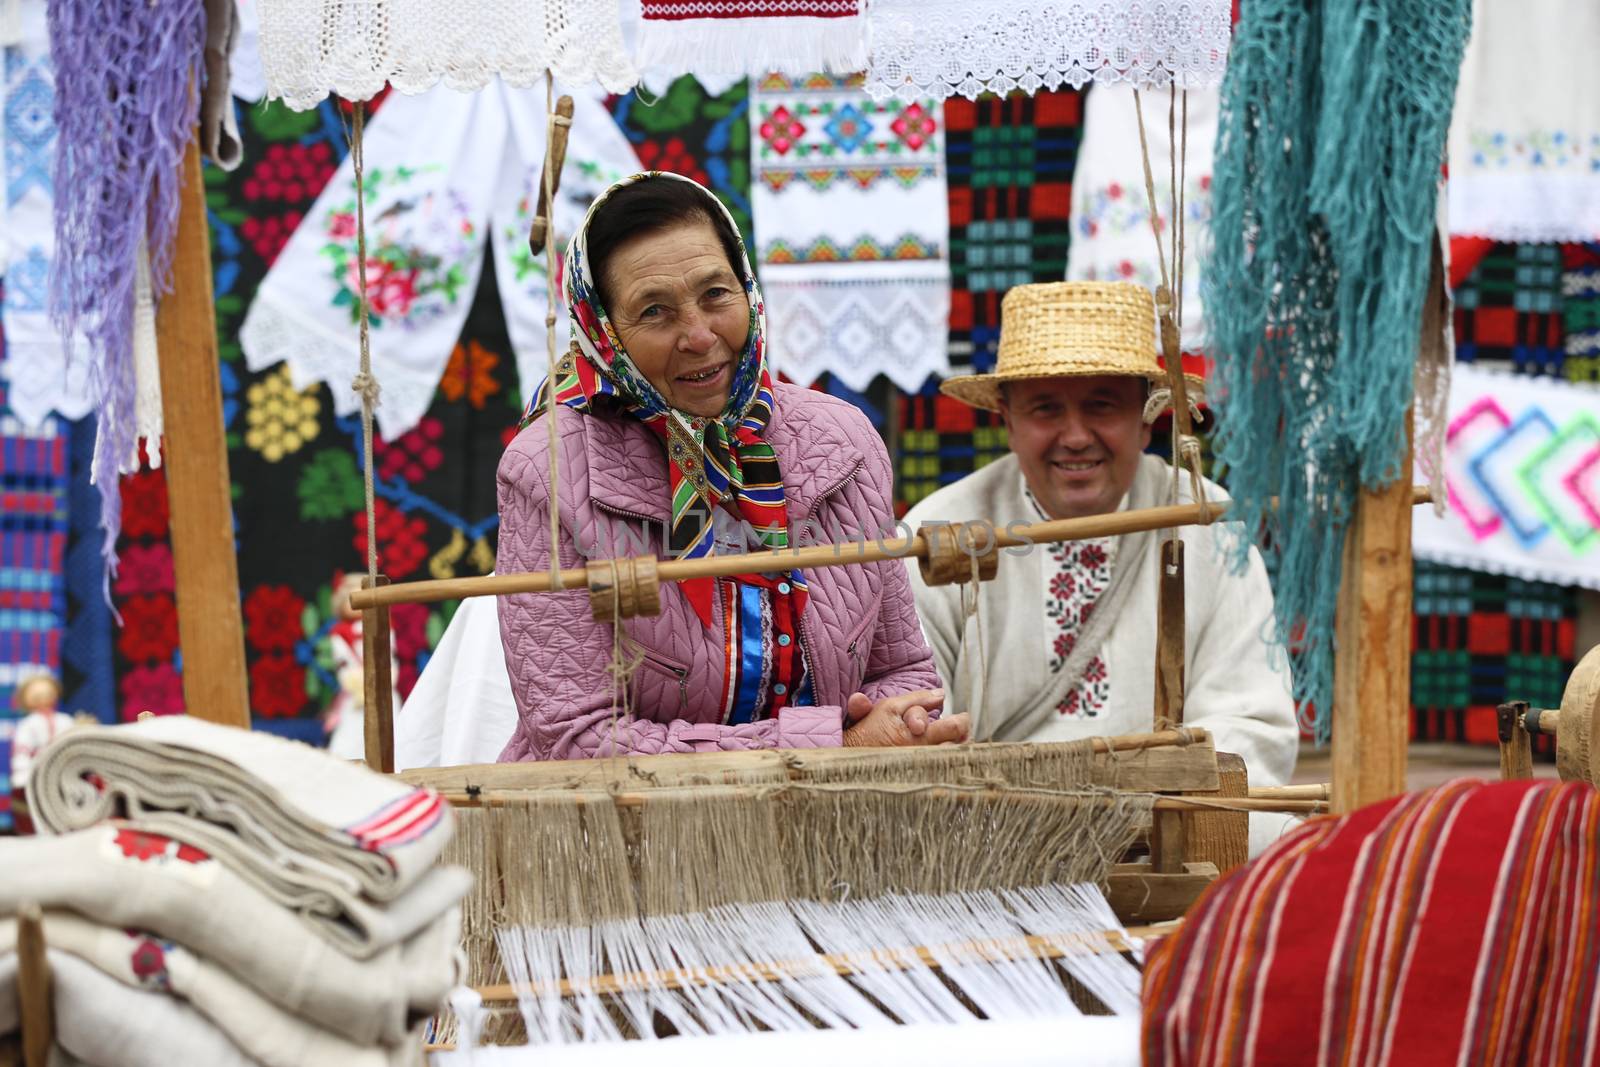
[1497,701,1534,781]
[1330,427,1415,814]
[362,575,395,773]
[17,904,50,1067]
[155,134,250,729]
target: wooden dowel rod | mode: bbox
[17,904,51,1067]
[439,786,1325,814]
[350,488,1434,610]
[1247,783,1330,801]
[470,920,1183,1002]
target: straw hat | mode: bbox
[941,281,1169,412]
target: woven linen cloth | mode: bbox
[1413,363,1600,590]
[0,948,255,1067]
[255,0,635,111]
[863,0,1230,103]
[749,73,951,393]
[1064,86,1216,351]
[239,80,639,441]
[0,913,424,1067]
[1143,779,1600,1067]
[0,824,459,1046]
[1447,0,1600,242]
[636,0,865,80]
[28,715,458,907]
[1,0,92,430]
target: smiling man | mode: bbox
[904,282,1297,847]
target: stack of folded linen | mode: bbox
[0,716,473,1067]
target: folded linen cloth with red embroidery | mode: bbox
[0,824,457,1047]
[27,715,469,959]
[0,912,425,1067]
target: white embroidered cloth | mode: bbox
[0,825,460,1046]
[634,0,866,79]
[863,0,1231,103]
[239,79,639,441]
[255,0,636,110]
[1447,0,1600,242]
[750,74,951,392]
[1,0,93,430]
[1064,85,1216,351]
[0,913,421,1067]
[1413,364,1600,590]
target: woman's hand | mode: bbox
[843,689,969,747]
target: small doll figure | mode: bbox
[10,672,76,834]
[323,573,399,760]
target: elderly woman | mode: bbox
[496,173,964,760]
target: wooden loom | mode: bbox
[128,39,1450,1062]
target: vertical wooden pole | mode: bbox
[1330,422,1414,815]
[362,575,395,773]
[155,135,250,729]
[17,903,51,1067]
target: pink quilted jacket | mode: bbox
[496,382,941,761]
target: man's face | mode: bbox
[999,375,1151,519]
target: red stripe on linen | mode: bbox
[640,0,858,19]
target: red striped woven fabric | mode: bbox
[1143,779,1600,1066]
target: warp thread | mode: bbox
[1202,0,1472,740]
[47,0,206,581]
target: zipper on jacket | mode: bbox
[636,648,689,711]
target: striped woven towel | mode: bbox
[1143,778,1600,1066]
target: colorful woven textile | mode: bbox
[1453,242,1569,377]
[1414,363,1600,590]
[1143,778,1600,1066]
[1566,243,1600,384]
[635,0,865,80]
[0,387,68,831]
[749,73,950,393]
[1447,0,1600,243]
[1412,561,1577,749]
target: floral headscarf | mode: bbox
[524,173,808,656]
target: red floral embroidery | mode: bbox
[119,469,170,539]
[130,938,169,987]
[116,595,180,663]
[119,663,184,721]
[1049,572,1076,599]
[633,138,712,189]
[354,500,430,579]
[113,544,176,597]
[245,584,307,653]
[890,102,936,151]
[115,828,171,861]
[174,842,210,864]
[250,653,307,719]
[375,417,447,483]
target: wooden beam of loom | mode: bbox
[155,133,250,729]
[398,728,1223,795]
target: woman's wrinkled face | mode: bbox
[602,218,750,419]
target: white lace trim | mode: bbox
[255,0,638,110]
[863,0,1231,102]
[634,12,866,78]
[1447,171,1600,243]
[762,261,952,394]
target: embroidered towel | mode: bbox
[1065,86,1216,351]
[636,0,866,80]
[0,913,426,1067]
[28,715,456,904]
[749,73,951,392]
[1,0,93,430]
[0,825,459,1046]
[240,80,640,440]
[1447,0,1600,242]
[1413,363,1600,590]
[863,0,1231,103]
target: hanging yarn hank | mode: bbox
[46,0,205,577]
[1202,0,1472,741]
